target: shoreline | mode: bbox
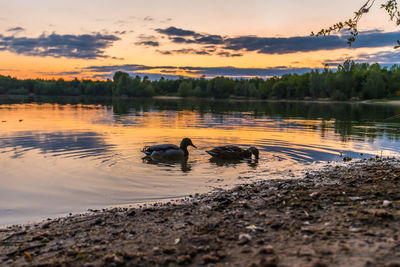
[2,94,400,106]
[1,157,400,266]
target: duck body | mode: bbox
[206,145,259,160]
[142,138,196,160]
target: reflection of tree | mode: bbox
[2,97,400,142]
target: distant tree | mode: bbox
[113,71,130,96]
[362,66,386,99]
[177,81,193,97]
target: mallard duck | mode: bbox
[206,145,259,160]
[142,138,197,160]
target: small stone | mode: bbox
[127,210,136,216]
[177,255,191,265]
[343,156,352,162]
[90,218,102,226]
[202,254,219,263]
[216,250,226,258]
[259,245,274,255]
[238,233,252,245]
[152,247,161,254]
[270,222,283,230]
[383,200,392,207]
[257,257,278,267]
[41,222,51,229]
[163,247,176,255]
[32,232,50,241]
[256,238,265,245]
[241,247,253,254]
[103,254,115,262]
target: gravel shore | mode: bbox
[1,157,400,267]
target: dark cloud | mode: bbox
[143,16,154,22]
[36,71,82,76]
[156,26,201,37]
[324,50,400,66]
[154,26,400,55]
[84,64,161,73]
[136,41,159,47]
[195,35,224,45]
[113,30,127,35]
[156,50,172,55]
[83,64,313,79]
[216,51,243,57]
[135,34,160,47]
[156,48,211,55]
[0,32,119,59]
[7,27,25,33]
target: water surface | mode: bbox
[1,97,400,225]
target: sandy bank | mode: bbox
[1,158,400,266]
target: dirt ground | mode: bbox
[1,157,400,267]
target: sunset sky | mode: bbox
[1,0,400,80]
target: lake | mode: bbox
[1,97,400,226]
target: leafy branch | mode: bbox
[312,0,400,46]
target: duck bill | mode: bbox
[191,144,197,148]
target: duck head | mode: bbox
[180,138,197,149]
[248,147,259,159]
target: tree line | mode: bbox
[1,61,400,100]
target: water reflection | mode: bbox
[0,131,114,159]
[142,157,192,173]
[1,97,400,226]
[209,157,259,168]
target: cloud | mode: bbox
[113,30,127,35]
[143,16,154,22]
[83,64,313,79]
[216,51,243,57]
[324,50,400,66]
[7,27,25,33]
[153,26,400,55]
[0,32,120,59]
[136,41,159,47]
[135,34,160,47]
[156,48,211,55]
[156,26,201,37]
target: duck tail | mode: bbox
[206,150,216,157]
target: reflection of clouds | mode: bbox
[0,131,115,159]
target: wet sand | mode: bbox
[1,157,400,266]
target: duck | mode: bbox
[142,138,197,160]
[206,145,259,160]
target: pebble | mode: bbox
[259,245,274,255]
[202,254,220,263]
[162,247,176,254]
[177,255,191,265]
[152,247,161,254]
[238,233,252,245]
[127,210,136,216]
[383,200,392,207]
